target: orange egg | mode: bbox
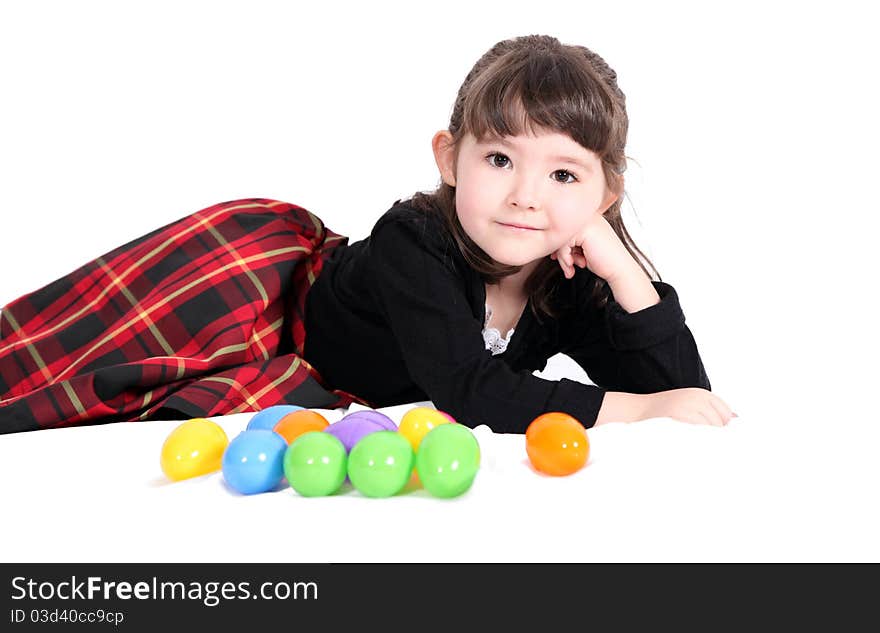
[409,468,422,487]
[273,410,330,444]
[525,412,589,476]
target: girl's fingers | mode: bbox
[695,408,720,427]
[553,253,570,277]
[551,248,587,268]
[707,396,734,424]
[550,247,587,277]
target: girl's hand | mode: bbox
[641,388,738,427]
[549,213,634,282]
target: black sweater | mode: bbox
[303,199,711,433]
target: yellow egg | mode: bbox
[398,407,452,452]
[160,418,229,481]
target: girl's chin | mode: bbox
[487,253,538,268]
[479,240,543,267]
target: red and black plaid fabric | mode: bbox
[0,198,374,434]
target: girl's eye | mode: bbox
[553,170,577,184]
[484,152,578,184]
[487,152,511,169]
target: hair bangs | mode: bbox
[463,50,616,157]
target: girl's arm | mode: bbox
[554,216,734,426]
[606,259,661,314]
[562,278,710,393]
[588,262,656,426]
[594,391,648,425]
[564,275,733,426]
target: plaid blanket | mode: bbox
[0,198,373,434]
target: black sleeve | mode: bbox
[368,217,608,433]
[560,277,712,394]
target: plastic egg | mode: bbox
[283,431,348,497]
[398,406,452,452]
[221,430,288,494]
[341,409,397,431]
[525,412,589,476]
[347,431,414,498]
[247,405,305,431]
[437,411,457,424]
[160,418,229,481]
[415,423,481,498]
[273,410,330,444]
[324,416,387,453]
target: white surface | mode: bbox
[1,388,878,563]
[1,2,878,561]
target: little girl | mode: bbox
[0,34,734,434]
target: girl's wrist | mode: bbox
[606,263,660,313]
[595,391,650,425]
[605,257,649,287]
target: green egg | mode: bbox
[415,424,481,498]
[283,431,347,497]
[347,431,414,498]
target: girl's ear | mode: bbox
[599,174,624,214]
[432,130,457,187]
[599,188,620,214]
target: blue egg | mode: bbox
[246,405,305,431]
[221,430,288,495]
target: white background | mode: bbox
[1,0,878,562]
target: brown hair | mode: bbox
[399,34,660,323]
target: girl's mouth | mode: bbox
[498,222,540,231]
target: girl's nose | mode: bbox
[507,177,542,210]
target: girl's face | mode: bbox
[433,128,619,269]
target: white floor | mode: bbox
[1,354,876,563]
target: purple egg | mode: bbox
[324,417,387,453]
[342,410,397,431]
